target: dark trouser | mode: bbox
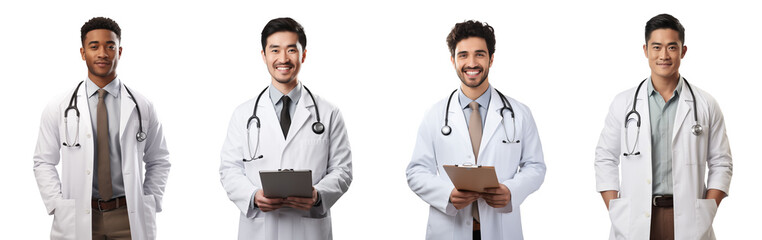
[92,206,132,240]
[650,206,674,240]
[473,230,481,240]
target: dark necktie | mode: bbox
[280,96,291,138]
[97,89,113,200]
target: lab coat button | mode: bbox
[647,179,651,184]
[86,209,90,214]
[467,221,471,225]
[86,170,91,175]
[125,171,131,175]
[86,134,92,139]
[645,212,650,218]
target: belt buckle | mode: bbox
[97,199,107,212]
[652,195,662,207]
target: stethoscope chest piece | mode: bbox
[136,131,147,142]
[312,122,325,134]
[441,125,452,136]
[691,124,703,136]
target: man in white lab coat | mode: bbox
[406,20,546,240]
[219,17,352,240]
[595,14,733,240]
[33,17,171,240]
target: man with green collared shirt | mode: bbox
[595,14,732,240]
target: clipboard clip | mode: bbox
[454,163,480,168]
[278,169,295,172]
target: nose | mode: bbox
[278,51,289,63]
[465,55,478,68]
[96,47,109,59]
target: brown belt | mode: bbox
[92,196,127,212]
[652,195,673,208]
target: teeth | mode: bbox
[277,67,291,70]
[466,71,479,75]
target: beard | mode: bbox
[457,66,488,88]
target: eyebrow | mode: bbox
[650,42,680,46]
[268,44,299,49]
[87,41,117,45]
[456,50,488,55]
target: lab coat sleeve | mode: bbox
[313,108,353,214]
[141,101,171,212]
[595,97,623,192]
[499,107,546,213]
[406,111,458,216]
[32,100,63,215]
[219,108,260,218]
[704,94,732,196]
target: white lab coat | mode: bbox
[219,85,352,240]
[407,87,546,240]
[33,82,171,240]
[595,79,732,240]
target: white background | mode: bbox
[1,0,760,239]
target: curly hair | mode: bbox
[446,20,495,57]
[80,17,121,45]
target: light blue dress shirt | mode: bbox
[648,77,684,195]
[85,77,125,200]
[458,85,492,127]
[269,82,302,121]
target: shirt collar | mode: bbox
[458,85,492,110]
[647,76,683,98]
[85,77,121,99]
[269,81,302,105]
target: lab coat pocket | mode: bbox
[493,142,521,181]
[695,199,718,238]
[300,216,331,240]
[142,195,158,240]
[51,199,76,240]
[607,198,630,239]
[238,215,265,239]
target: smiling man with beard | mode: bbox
[406,20,546,240]
[220,17,352,240]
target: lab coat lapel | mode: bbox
[75,83,94,144]
[447,92,475,164]
[635,81,652,158]
[260,89,287,145]
[672,85,692,143]
[285,86,313,145]
[119,84,135,143]
[479,88,502,160]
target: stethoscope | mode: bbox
[623,78,701,156]
[441,88,519,143]
[62,80,146,147]
[242,85,324,162]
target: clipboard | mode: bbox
[259,169,313,198]
[443,164,499,192]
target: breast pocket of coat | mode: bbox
[492,142,522,181]
[299,216,332,240]
[291,138,330,178]
[51,198,76,240]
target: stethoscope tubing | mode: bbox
[243,85,324,162]
[623,77,701,157]
[63,80,146,148]
[441,88,519,143]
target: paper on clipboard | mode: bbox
[259,169,313,198]
[443,165,499,192]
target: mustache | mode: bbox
[461,66,483,71]
[274,63,295,68]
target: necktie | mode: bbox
[468,101,481,222]
[97,89,113,200]
[280,96,292,138]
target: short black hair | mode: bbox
[261,17,307,51]
[80,17,121,46]
[645,14,685,45]
[446,20,496,57]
